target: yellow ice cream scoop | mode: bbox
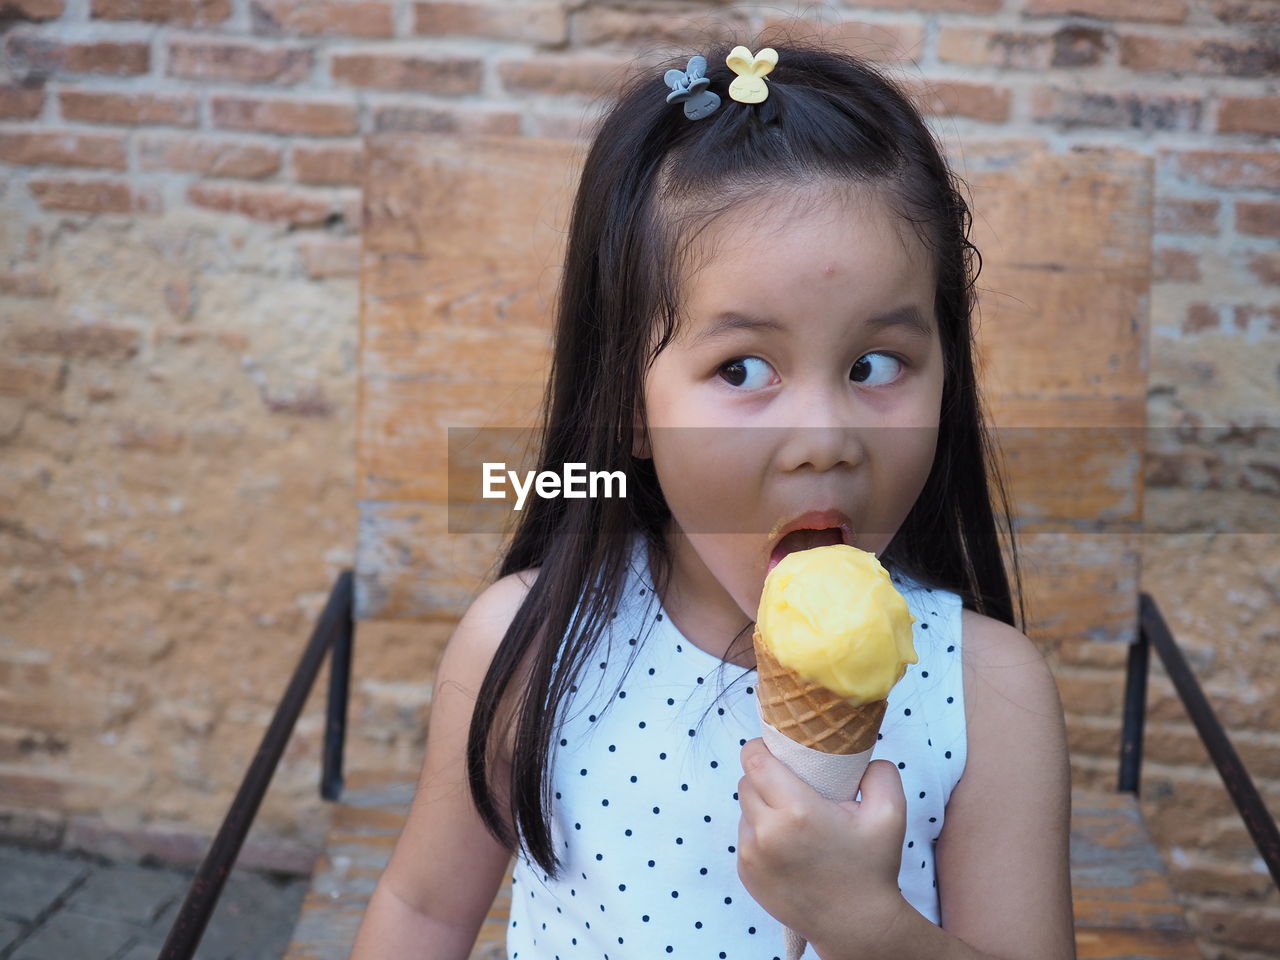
[756,543,918,706]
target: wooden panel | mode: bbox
[354,500,509,621]
[356,135,1152,625]
[1071,791,1203,959]
[1014,532,1144,651]
[283,781,1198,960]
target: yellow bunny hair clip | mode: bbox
[726,45,778,104]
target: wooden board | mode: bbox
[355,134,1152,631]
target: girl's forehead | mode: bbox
[677,180,918,261]
[674,182,932,298]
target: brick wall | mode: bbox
[1,0,1277,956]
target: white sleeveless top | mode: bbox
[506,534,967,959]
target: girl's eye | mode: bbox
[851,353,904,387]
[717,356,774,390]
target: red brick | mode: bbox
[210,95,357,136]
[761,17,924,65]
[251,0,394,38]
[1169,149,1280,190]
[1231,303,1280,334]
[1187,903,1280,953]
[1210,0,1280,24]
[1145,448,1218,486]
[939,26,1027,68]
[823,0,999,10]
[109,419,186,452]
[9,321,142,359]
[168,38,311,84]
[2,0,63,20]
[1168,854,1278,899]
[187,182,334,227]
[1031,86,1202,131]
[59,89,198,127]
[414,1,567,45]
[139,134,281,178]
[0,86,44,120]
[908,79,1010,122]
[1053,667,1125,717]
[0,130,127,169]
[1236,200,1280,237]
[527,107,604,141]
[91,0,231,25]
[0,773,67,808]
[1218,95,1280,135]
[1024,0,1188,22]
[297,235,359,278]
[259,382,335,416]
[1119,32,1280,77]
[292,143,363,185]
[370,102,521,135]
[1182,302,1221,334]
[335,186,360,231]
[331,51,483,94]
[1058,639,1128,669]
[5,34,151,77]
[28,176,161,214]
[1155,197,1220,234]
[1246,251,1280,285]
[498,55,639,98]
[0,267,54,298]
[1152,247,1201,282]
[574,7,747,49]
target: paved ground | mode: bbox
[0,842,308,960]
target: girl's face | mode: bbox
[639,182,945,648]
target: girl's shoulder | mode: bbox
[445,567,541,685]
[957,607,1061,731]
[439,567,543,768]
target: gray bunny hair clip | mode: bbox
[664,55,721,120]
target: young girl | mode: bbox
[351,39,1075,960]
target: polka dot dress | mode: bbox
[506,534,966,959]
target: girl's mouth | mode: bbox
[767,526,847,572]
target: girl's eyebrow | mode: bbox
[692,305,935,346]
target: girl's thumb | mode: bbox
[854,759,907,830]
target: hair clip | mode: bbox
[726,45,778,104]
[664,55,721,120]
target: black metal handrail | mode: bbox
[1119,590,1280,891]
[157,568,355,960]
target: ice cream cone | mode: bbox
[753,627,887,755]
[749,544,915,960]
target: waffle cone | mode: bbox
[753,627,886,755]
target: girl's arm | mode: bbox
[924,608,1076,959]
[817,609,1076,960]
[349,570,538,960]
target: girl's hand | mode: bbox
[737,737,912,955]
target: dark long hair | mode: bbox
[466,39,1025,878]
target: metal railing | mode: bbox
[157,569,355,960]
[1119,590,1280,891]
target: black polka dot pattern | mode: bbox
[507,535,967,955]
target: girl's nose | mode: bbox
[773,391,868,473]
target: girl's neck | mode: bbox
[646,528,756,670]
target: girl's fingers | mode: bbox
[737,804,757,850]
[740,738,815,810]
[737,772,769,821]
